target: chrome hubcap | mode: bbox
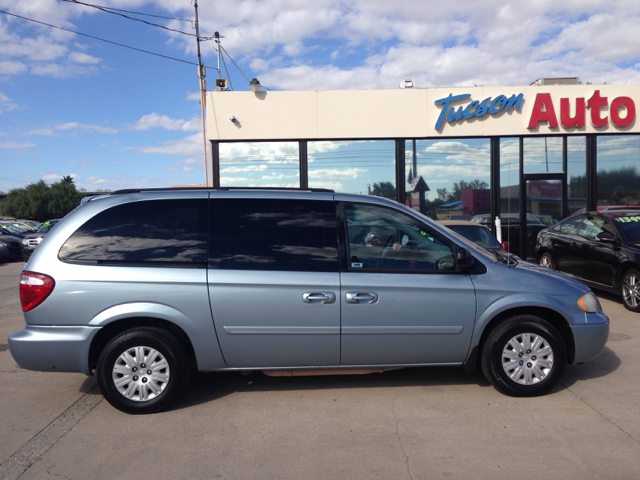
[623,273,640,308]
[112,346,170,402]
[501,333,554,385]
[540,255,551,268]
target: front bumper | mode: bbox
[570,312,610,364]
[8,325,101,375]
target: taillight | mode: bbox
[501,241,510,250]
[20,271,55,312]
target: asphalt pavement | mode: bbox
[1,259,639,479]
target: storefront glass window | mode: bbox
[523,137,563,173]
[567,136,587,214]
[406,138,490,219]
[219,142,299,187]
[499,138,520,217]
[308,140,395,197]
[597,135,640,207]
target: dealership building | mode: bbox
[204,79,640,258]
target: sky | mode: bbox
[1,0,640,194]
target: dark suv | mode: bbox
[9,188,609,413]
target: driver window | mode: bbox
[344,203,455,271]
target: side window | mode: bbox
[579,217,606,239]
[209,199,338,272]
[559,216,583,235]
[59,199,208,265]
[345,203,455,271]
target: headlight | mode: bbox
[21,239,29,245]
[577,292,601,313]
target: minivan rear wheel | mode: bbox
[97,328,190,414]
[481,315,566,397]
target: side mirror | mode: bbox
[595,232,616,243]
[456,246,475,269]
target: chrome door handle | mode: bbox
[345,292,379,304]
[302,292,336,304]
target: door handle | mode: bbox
[345,292,379,304]
[302,292,336,304]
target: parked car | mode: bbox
[471,213,547,259]
[535,209,640,312]
[20,219,60,261]
[0,234,22,262]
[439,220,514,257]
[0,224,30,238]
[9,188,609,413]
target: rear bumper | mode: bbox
[8,325,101,375]
[570,312,610,364]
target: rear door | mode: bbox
[207,193,341,368]
[338,199,477,366]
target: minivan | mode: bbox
[9,188,609,413]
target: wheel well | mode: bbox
[476,307,575,366]
[615,262,639,291]
[88,317,198,372]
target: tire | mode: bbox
[621,268,640,313]
[97,327,190,414]
[481,315,566,397]
[539,252,555,270]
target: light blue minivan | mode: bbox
[9,188,609,413]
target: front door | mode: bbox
[339,200,476,365]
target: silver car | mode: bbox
[9,189,609,413]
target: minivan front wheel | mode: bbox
[481,316,566,397]
[97,328,190,414]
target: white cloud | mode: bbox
[136,133,202,156]
[132,113,200,131]
[55,122,118,134]
[41,172,78,183]
[68,51,101,64]
[0,91,18,112]
[0,140,35,149]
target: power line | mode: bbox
[61,0,199,38]
[0,9,198,66]
[61,0,194,23]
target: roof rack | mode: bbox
[109,186,335,195]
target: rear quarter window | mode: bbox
[58,199,208,265]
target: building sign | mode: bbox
[434,92,524,130]
[527,90,636,129]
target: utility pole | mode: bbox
[194,1,209,186]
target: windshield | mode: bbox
[610,213,640,243]
[0,224,24,234]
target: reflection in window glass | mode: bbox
[345,203,455,271]
[597,135,640,207]
[406,138,490,220]
[209,199,338,272]
[219,142,299,188]
[499,138,519,216]
[523,137,563,173]
[59,200,208,265]
[567,136,586,215]
[526,179,562,225]
[308,140,395,197]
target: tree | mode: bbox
[437,188,449,202]
[0,177,82,221]
[437,179,489,203]
[370,181,396,199]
